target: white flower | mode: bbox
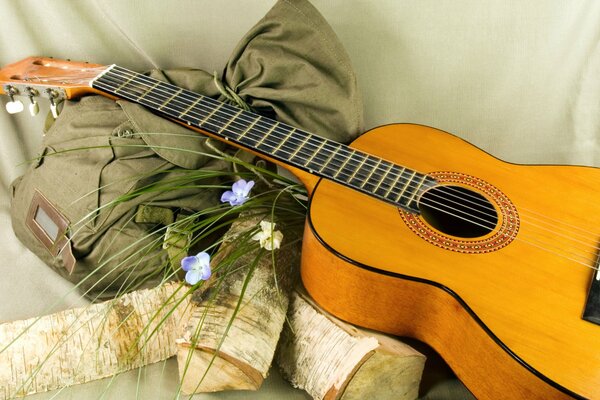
[252,220,283,250]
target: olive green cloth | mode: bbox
[9,0,363,301]
[155,0,363,142]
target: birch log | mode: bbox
[277,290,426,400]
[0,282,190,400]
[176,213,300,394]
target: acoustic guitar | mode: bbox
[1,57,599,400]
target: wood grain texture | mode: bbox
[277,289,425,400]
[302,124,600,400]
[176,213,301,394]
[0,282,190,399]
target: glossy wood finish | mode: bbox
[303,124,600,399]
[0,57,109,99]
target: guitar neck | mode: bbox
[91,65,430,213]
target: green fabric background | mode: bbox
[0,0,598,399]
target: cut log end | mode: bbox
[277,289,426,400]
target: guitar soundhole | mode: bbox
[418,185,498,238]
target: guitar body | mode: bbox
[302,124,600,400]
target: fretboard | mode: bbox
[91,65,435,213]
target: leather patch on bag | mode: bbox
[26,190,76,274]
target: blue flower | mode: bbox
[220,179,255,206]
[181,252,211,285]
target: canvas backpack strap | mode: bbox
[134,204,191,269]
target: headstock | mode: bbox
[0,57,108,117]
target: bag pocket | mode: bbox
[117,99,226,169]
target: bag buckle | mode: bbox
[26,190,76,274]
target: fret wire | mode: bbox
[345,154,369,183]
[317,145,341,173]
[138,81,161,101]
[333,149,356,179]
[405,173,428,205]
[368,163,400,194]
[371,162,395,194]
[288,133,310,161]
[219,109,243,134]
[237,116,261,140]
[171,99,203,119]
[158,88,184,110]
[271,127,296,154]
[198,102,223,126]
[396,171,416,203]
[129,78,193,113]
[113,74,137,93]
[319,145,345,168]
[255,121,278,147]
[96,70,428,203]
[304,140,327,167]
[180,97,203,118]
[103,77,145,98]
[359,158,382,188]
[384,166,405,198]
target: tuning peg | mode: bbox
[29,100,39,116]
[49,99,58,119]
[6,100,24,114]
[26,87,39,116]
[5,86,24,114]
[45,89,59,119]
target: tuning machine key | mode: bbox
[5,86,24,114]
[45,88,59,119]
[26,87,39,116]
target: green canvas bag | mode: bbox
[9,0,363,301]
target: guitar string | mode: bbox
[22,65,599,269]
[92,71,600,261]
[101,68,431,187]
[101,66,600,240]
[8,66,597,274]
[91,71,600,266]
[47,63,596,243]
[85,88,600,271]
[94,68,515,221]
[93,69,600,246]
[96,69,600,248]
[99,66,600,240]
[38,62,591,236]
[93,73,504,228]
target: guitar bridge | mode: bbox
[583,260,600,326]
